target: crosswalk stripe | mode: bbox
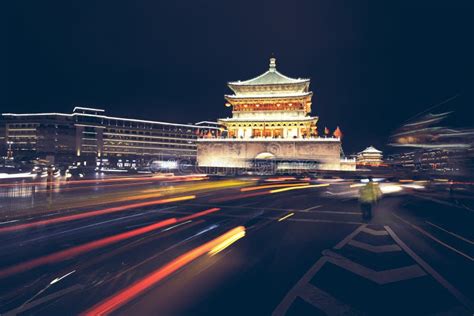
[361,227,389,236]
[348,239,402,253]
[334,224,366,249]
[323,250,426,284]
[298,283,362,316]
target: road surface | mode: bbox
[0,174,472,315]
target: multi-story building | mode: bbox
[1,107,219,167]
[197,58,355,171]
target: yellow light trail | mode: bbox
[208,227,246,256]
[278,212,295,222]
[270,183,330,194]
[240,182,309,192]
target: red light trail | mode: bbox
[0,195,195,234]
[0,207,221,278]
[82,226,245,315]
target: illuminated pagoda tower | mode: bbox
[222,57,316,139]
[197,58,355,171]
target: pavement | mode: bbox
[0,175,472,315]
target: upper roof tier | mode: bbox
[227,58,311,97]
[360,146,383,154]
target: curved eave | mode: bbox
[225,91,313,102]
[228,69,309,85]
[228,78,310,87]
[218,117,318,122]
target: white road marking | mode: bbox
[426,221,474,245]
[385,225,474,312]
[297,283,361,316]
[323,249,426,284]
[301,204,322,212]
[348,239,402,253]
[272,257,327,316]
[305,210,361,215]
[334,224,366,249]
[278,212,295,222]
[361,227,389,236]
[392,213,474,261]
[273,226,365,315]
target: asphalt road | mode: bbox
[0,175,472,315]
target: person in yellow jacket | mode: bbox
[359,176,382,219]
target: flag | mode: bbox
[333,126,343,139]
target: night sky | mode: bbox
[5,0,474,153]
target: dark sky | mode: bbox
[5,0,474,153]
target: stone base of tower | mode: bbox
[197,138,353,171]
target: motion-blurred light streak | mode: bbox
[240,182,309,192]
[209,190,271,203]
[0,218,178,278]
[209,229,246,255]
[82,226,246,315]
[0,195,195,233]
[179,207,220,221]
[270,183,330,194]
[0,207,222,278]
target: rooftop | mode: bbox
[228,57,309,91]
[360,146,383,154]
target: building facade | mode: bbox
[197,58,355,171]
[1,107,219,167]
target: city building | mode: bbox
[1,107,219,168]
[387,112,474,174]
[197,58,355,171]
[357,146,383,166]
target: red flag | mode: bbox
[333,126,343,139]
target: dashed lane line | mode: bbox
[385,225,474,312]
[164,209,367,225]
[301,204,323,212]
[426,221,474,245]
[392,213,474,262]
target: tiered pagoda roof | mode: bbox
[360,146,382,154]
[226,58,312,100]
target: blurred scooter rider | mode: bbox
[359,176,382,219]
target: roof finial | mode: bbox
[269,56,276,72]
